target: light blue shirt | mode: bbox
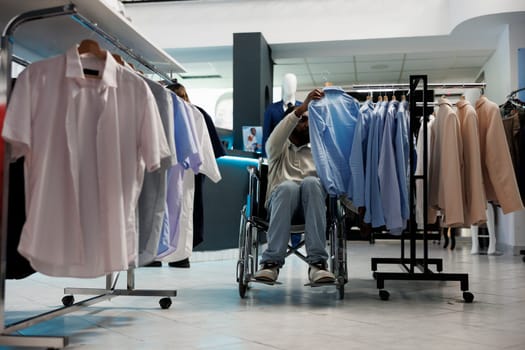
[349,100,373,207]
[157,94,201,257]
[395,101,410,225]
[379,101,404,234]
[308,86,361,197]
[364,102,386,227]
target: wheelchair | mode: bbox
[236,158,348,299]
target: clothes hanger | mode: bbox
[77,39,107,60]
[112,53,125,66]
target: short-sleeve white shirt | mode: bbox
[2,46,171,277]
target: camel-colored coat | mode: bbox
[475,96,524,214]
[428,98,464,226]
[456,99,487,226]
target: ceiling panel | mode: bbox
[306,56,354,64]
[311,73,357,87]
[354,53,405,62]
[274,64,311,76]
[404,58,456,70]
[273,57,306,65]
[353,71,403,85]
[307,62,355,75]
[454,56,489,67]
[356,60,404,74]
[405,51,462,60]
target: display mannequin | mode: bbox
[470,203,497,255]
[262,73,301,156]
[282,73,297,106]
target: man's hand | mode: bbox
[294,88,324,117]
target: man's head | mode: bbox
[166,82,190,102]
[289,111,309,147]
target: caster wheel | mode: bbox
[159,297,172,309]
[463,291,474,303]
[61,295,74,307]
[379,290,390,301]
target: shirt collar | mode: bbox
[475,96,487,109]
[438,96,452,107]
[65,45,118,88]
[323,86,345,94]
[456,99,470,109]
[288,141,311,151]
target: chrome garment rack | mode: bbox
[1,5,176,348]
[352,82,486,91]
[370,75,478,302]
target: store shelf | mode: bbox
[0,0,185,75]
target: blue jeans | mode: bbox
[261,177,328,267]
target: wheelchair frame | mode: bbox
[236,159,348,299]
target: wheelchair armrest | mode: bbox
[247,165,260,181]
[251,216,269,228]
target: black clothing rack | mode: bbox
[0,5,178,348]
[370,75,480,302]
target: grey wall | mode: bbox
[197,32,273,252]
[232,32,273,150]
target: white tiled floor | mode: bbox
[2,239,525,349]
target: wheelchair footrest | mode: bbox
[304,281,341,287]
[250,279,283,286]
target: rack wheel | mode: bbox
[463,291,474,303]
[61,295,74,307]
[379,290,390,301]
[159,297,172,309]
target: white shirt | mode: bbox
[2,45,171,277]
[161,104,221,262]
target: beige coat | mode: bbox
[475,96,524,214]
[456,99,487,226]
[428,98,465,226]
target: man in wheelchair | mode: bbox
[254,88,336,284]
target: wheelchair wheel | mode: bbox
[237,207,251,298]
[236,208,247,283]
[238,262,248,298]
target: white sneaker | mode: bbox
[309,262,336,284]
[254,263,279,282]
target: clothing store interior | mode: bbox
[0,0,525,349]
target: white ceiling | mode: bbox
[123,0,525,92]
[1,0,524,95]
